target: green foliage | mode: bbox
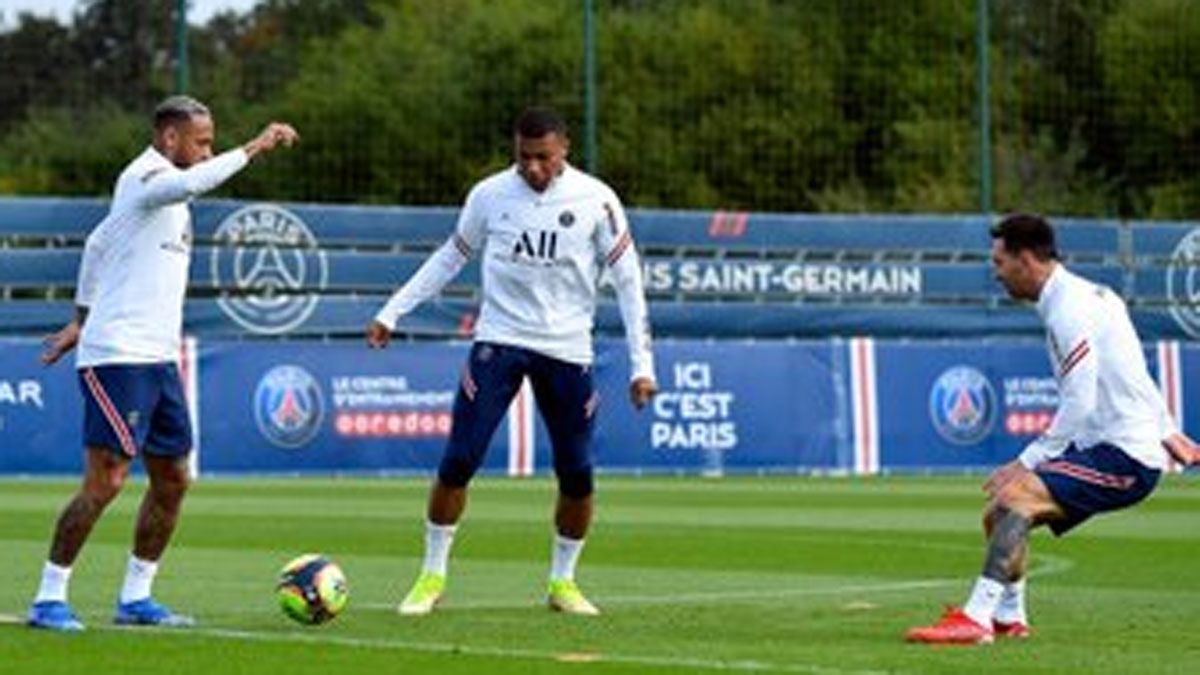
[0,16,78,135]
[0,103,143,195]
[601,0,844,210]
[2,0,1200,217]
[1100,0,1200,218]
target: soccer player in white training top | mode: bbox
[368,106,657,616]
[28,96,298,632]
[906,213,1200,645]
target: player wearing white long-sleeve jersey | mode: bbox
[29,96,298,632]
[367,107,657,616]
[908,213,1200,645]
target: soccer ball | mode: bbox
[276,554,349,625]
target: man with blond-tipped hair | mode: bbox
[28,96,298,632]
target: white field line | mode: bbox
[359,577,963,612]
[5,558,1076,675]
[94,623,896,675]
[167,550,1078,614]
[354,549,1076,612]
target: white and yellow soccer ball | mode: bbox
[276,554,349,625]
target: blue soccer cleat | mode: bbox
[113,598,195,627]
[27,600,85,632]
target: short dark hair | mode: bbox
[153,95,210,131]
[513,106,567,139]
[990,213,1059,261]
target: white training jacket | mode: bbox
[1018,264,1176,471]
[75,146,249,367]
[375,164,655,383]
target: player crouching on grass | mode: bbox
[906,213,1200,645]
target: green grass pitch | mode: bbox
[0,475,1196,674]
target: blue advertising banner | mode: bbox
[0,340,83,473]
[1,336,1195,475]
[873,341,1054,470]
[198,341,473,474]
[590,340,843,474]
[873,340,1199,471]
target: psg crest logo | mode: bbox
[254,365,325,449]
[210,204,329,335]
[1167,227,1200,339]
[928,366,996,446]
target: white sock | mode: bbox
[422,521,457,577]
[994,578,1027,624]
[34,561,72,603]
[550,533,585,581]
[119,555,159,604]
[962,576,1005,628]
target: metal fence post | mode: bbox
[175,0,189,93]
[583,0,598,174]
[977,0,991,216]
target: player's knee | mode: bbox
[85,473,125,506]
[556,467,594,499]
[152,473,190,503]
[438,454,479,489]
[993,480,1040,517]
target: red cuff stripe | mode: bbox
[1060,339,1088,365]
[452,235,473,259]
[1060,342,1091,377]
[606,231,632,266]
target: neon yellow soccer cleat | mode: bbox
[397,571,445,616]
[547,578,600,616]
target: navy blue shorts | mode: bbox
[78,364,193,458]
[1034,442,1160,536]
[438,342,597,489]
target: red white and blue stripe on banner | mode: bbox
[1157,340,1184,474]
[179,336,200,478]
[507,377,535,477]
[848,336,879,475]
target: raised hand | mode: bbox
[244,122,299,158]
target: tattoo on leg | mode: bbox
[982,507,1031,583]
[49,495,107,565]
[133,486,185,560]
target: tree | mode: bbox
[1101,0,1200,217]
